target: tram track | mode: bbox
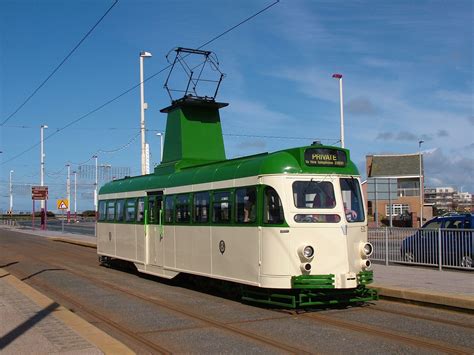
[302,312,473,354]
[367,304,474,330]
[3,237,312,354]
[2,233,473,354]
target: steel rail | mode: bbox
[304,313,472,355]
[4,236,311,354]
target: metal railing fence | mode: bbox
[369,227,473,271]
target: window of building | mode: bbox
[264,187,285,224]
[98,200,106,221]
[106,200,115,221]
[125,199,136,222]
[385,203,410,217]
[115,199,125,222]
[212,191,232,223]
[136,197,145,223]
[236,187,257,224]
[194,191,210,223]
[175,194,191,223]
[164,196,174,223]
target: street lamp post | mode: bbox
[93,155,98,236]
[40,124,48,229]
[66,163,71,223]
[332,73,345,148]
[156,132,164,164]
[9,170,14,214]
[73,170,77,222]
[140,51,152,175]
[418,140,424,227]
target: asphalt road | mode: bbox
[1,229,473,354]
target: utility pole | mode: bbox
[9,170,13,214]
[73,170,77,222]
[40,124,48,229]
[66,163,71,223]
[332,73,345,148]
[419,140,424,227]
[140,51,152,175]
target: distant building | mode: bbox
[363,153,432,227]
[425,187,473,213]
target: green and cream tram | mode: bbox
[97,97,376,308]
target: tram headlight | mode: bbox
[361,259,372,270]
[298,245,314,260]
[360,242,373,257]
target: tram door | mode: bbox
[147,191,163,267]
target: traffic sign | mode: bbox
[32,186,48,200]
[57,199,69,210]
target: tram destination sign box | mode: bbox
[32,186,49,200]
[304,148,347,167]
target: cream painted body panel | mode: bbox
[97,174,369,289]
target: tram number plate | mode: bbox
[304,148,347,167]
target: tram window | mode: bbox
[137,197,145,223]
[194,191,210,223]
[164,196,174,223]
[236,187,257,224]
[264,187,284,224]
[98,200,106,221]
[293,181,336,209]
[115,199,125,222]
[212,191,231,223]
[294,214,341,223]
[148,196,157,224]
[340,178,365,222]
[176,194,191,223]
[106,200,115,221]
[125,199,136,222]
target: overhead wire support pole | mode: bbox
[66,163,71,223]
[332,73,344,148]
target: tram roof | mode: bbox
[99,145,359,195]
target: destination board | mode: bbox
[304,148,347,167]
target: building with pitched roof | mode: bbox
[363,153,432,227]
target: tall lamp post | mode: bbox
[73,170,77,222]
[418,140,424,227]
[9,170,14,214]
[93,155,98,236]
[156,132,164,164]
[140,51,152,175]
[332,73,345,148]
[66,164,71,223]
[40,124,48,229]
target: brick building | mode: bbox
[363,153,432,227]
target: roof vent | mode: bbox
[312,141,322,146]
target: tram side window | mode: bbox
[125,199,136,222]
[106,200,115,221]
[98,200,106,221]
[175,194,191,223]
[164,196,174,223]
[194,192,210,223]
[264,187,285,224]
[136,197,145,223]
[148,196,156,224]
[236,187,257,224]
[115,199,125,222]
[212,191,231,224]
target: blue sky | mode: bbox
[0,0,472,212]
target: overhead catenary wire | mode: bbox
[0,0,280,166]
[0,0,119,126]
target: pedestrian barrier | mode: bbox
[369,227,473,271]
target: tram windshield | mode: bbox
[293,181,336,209]
[340,178,364,222]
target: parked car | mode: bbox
[400,213,473,268]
